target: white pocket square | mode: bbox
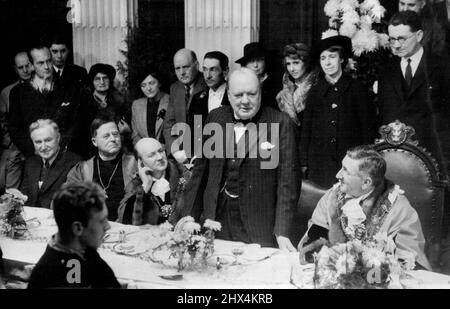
[260,141,275,150]
[61,102,71,107]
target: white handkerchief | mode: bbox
[151,177,170,202]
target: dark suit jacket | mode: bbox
[54,64,88,88]
[163,75,207,156]
[188,87,230,123]
[183,105,301,247]
[300,73,376,188]
[20,151,81,208]
[9,80,80,157]
[378,52,450,174]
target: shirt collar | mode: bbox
[401,47,424,69]
[209,83,226,95]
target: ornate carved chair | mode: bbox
[374,120,448,269]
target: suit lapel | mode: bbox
[408,56,426,97]
[391,59,406,104]
[221,91,230,106]
[29,160,42,201]
[40,155,65,192]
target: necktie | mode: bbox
[185,84,191,105]
[405,58,412,88]
[39,160,50,188]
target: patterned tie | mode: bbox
[185,84,191,105]
[405,58,412,88]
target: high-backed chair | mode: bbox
[374,121,448,270]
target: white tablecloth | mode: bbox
[1,207,449,289]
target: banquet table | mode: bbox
[1,207,450,289]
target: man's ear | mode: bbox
[71,221,84,237]
[416,29,424,44]
[91,137,97,148]
[362,176,373,190]
[223,67,230,80]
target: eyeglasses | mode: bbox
[388,34,415,45]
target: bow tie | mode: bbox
[233,117,252,126]
[151,177,170,202]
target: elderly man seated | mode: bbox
[117,138,182,225]
[66,115,136,222]
[298,145,431,270]
[28,181,120,289]
[20,119,80,208]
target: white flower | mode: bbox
[322,29,339,39]
[159,221,173,234]
[352,29,379,56]
[335,253,356,275]
[360,14,373,30]
[339,22,358,38]
[5,188,28,203]
[182,222,201,234]
[340,0,359,12]
[360,0,381,12]
[378,33,390,48]
[370,4,386,23]
[329,16,340,28]
[260,141,275,151]
[324,0,341,17]
[203,219,222,232]
[362,247,385,268]
[342,10,360,26]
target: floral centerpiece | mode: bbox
[0,189,28,238]
[322,0,391,88]
[313,232,415,289]
[151,216,222,272]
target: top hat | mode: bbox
[235,42,267,65]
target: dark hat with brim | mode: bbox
[88,63,116,86]
[315,35,352,59]
[235,42,267,65]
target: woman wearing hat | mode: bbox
[300,36,376,188]
[276,43,319,126]
[236,42,279,109]
[72,63,130,159]
[130,68,169,145]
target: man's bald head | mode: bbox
[135,138,168,174]
[227,68,262,120]
[173,48,199,85]
[14,51,33,81]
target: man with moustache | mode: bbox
[66,115,137,222]
[0,51,33,148]
[20,119,80,208]
[117,138,182,225]
[183,68,301,250]
[28,181,120,289]
[298,146,431,270]
[163,48,206,164]
[9,45,80,157]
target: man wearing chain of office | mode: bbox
[66,115,137,221]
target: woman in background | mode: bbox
[131,69,169,145]
[276,43,318,126]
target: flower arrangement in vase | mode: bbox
[0,189,28,238]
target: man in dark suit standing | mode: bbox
[163,48,207,164]
[183,68,301,250]
[20,119,80,208]
[49,34,87,88]
[379,11,450,176]
[188,51,230,151]
[9,45,80,158]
